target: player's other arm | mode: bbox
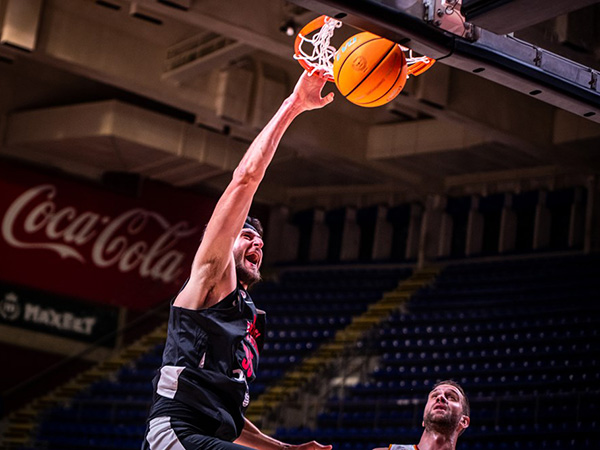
[175,72,334,310]
[235,418,332,450]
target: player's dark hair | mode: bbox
[432,380,470,417]
[200,216,264,241]
[243,216,263,237]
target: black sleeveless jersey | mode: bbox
[147,284,265,441]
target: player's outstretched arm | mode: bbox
[175,72,333,310]
[235,418,332,450]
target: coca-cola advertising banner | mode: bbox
[0,160,216,310]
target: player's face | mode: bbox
[233,228,263,287]
[422,384,469,434]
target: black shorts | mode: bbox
[142,416,256,450]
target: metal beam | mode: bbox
[288,0,600,123]
[124,0,291,58]
[461,0,599,34]
[163,34,252,84]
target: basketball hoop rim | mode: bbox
[294,15,336,82]
[293,15,436,81]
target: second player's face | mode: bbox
[233,228,263,287]
[422,384,468,434]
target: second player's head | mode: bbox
[422,380,470,437]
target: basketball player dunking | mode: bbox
[142,71,334,450]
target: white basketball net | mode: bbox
[401,45,434,67]
[294,16,342,77]
[294,15,434,79]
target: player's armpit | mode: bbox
[173,258,236,309]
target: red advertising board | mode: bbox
[0,160,217,310]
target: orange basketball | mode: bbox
[333,32,408,108]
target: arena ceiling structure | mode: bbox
[1,0,599,211]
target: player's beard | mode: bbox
[423,407,461,434]
[235,256,261,288]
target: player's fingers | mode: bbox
[322,92,334,105]
[308,68,328,80]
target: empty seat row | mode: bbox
[266,329,334,341]
[376,356,597,374]
[379,320,599,338]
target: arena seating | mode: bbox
[251,267,411,399]
[23,266,411,449]
[274,253,600,450]
[11,254,600,449]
